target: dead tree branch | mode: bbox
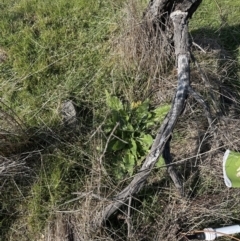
[144,0,202,29]
[163,136,184,196]
[97,10,192,225]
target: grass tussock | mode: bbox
[111,0,176,103]
[1,0,240,240]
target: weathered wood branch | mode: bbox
[145,0,202,19]
[163,136,184,196]
[97,10,191,226]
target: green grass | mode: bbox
[190,0,240,53]
[1,0,240,240]
[0,0,122,126]
[0,0,124,239]
[25,149,86,238]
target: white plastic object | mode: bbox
[222,149,232,187]
[204,225,240,240]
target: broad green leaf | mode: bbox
[123,152,135,175]
[122,122,134,132]
[156,156,165,168]
[123,152,135,164]
[104,124,113,133]
[120,163,127,171]
[119,109,130,122]
[116,165,125,180]
[153,104,171,122]
[111,140,126,151]
[111,110,120,123]
[126,122,134,131]
[139,134,153,148]
[134,100,150,120]
[130,139,137,157]
[105,90,123,111]
[145,120,155,128]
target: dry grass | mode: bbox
[2,1,240,241]
[111,0,176,103]
[151,35,240,240]
[92,4,240,240]
[0,100,30,178]
[40,12,240,241]
[39,4,240,241]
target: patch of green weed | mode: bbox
[104,91,170,179]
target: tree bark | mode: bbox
[144,0,202,23]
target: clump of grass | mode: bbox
[111,0,176,104]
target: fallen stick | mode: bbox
[97,10,191,225]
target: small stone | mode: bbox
[61,100,77,126]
